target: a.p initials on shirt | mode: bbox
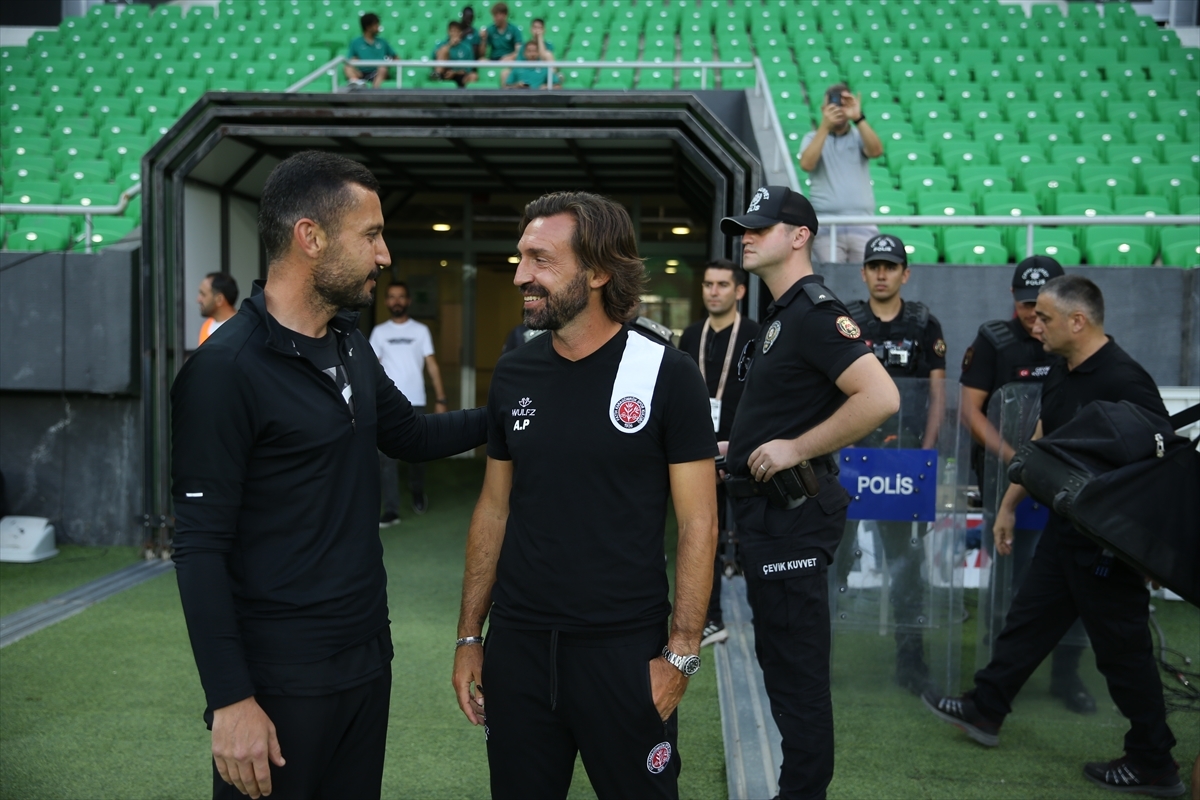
[511,396,536,431]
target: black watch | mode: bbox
[852,113,865,125]
[662,646,701,676]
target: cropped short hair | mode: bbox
[206,272,239,306]
[519,192,646,323]
[360,13,380,31]
[491,2,508,15]
[1040,274,1105,325]
[704,258,749,287]
[258,151,381,265]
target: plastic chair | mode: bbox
[879,225,940,264]
[944,227,1010,264]
[1028,227,1082,265]
[1085,236,1155,266]
[1142,170,1200,212]
[1160,227,1200,268]
[7,217,73,251]
[900,166,954,201]
[874,189,913,217]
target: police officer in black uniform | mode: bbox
[959,255,1094,715]
[836,233,947,694]
[926,275,1183,797]
[719,186,900,800]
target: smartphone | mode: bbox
[827,90,843,106]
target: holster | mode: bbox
[724,456,836,509]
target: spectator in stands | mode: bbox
[460,6,483,58]
[525,18,555,60]
[798,83,884,265]
[432,21,478,87]
[345,12,397,89]
[503,41,560,89]
[480,2,522,61]
[197,272,238,347]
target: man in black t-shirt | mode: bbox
[171,152,488,800]
[959,256,1094,715]
[721,186,899,800]
[453,192,718,800]
[678,258,760,648]
[839,233,947,694]
[925,276,1183,798]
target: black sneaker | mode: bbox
[412,491,428,515]
[700,620,729,647]
[921,691,1000,747]
[1051,676,1097,715]
[379,512,400,528]
[1083,757,1185,796]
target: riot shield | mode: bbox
[974,383,1089,671]
[830,377,970,698]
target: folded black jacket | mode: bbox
[171,283,487,710]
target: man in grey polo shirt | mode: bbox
[799,82,885,265]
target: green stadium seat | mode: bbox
[900,166,954,201]
[1077,123,1129,153]
[7,117,48,137]
[982,192,1041,218]
[1021,165,1078,214]
[594,68,634,91]
[959,166,1013,204]
[1057,192,1115,218]
[1085,233,1155,266]
[7,217,73,251]
[997,144,1049,180]
[887,142,936,175]
[63,158,114,186]
[3,139,52,168]
[1029,227,1082,266]
[64,183,121,211]
[1114,194,1173,249]
[944,227,1010,264]
[1160,227,1200,268]
[638,69,674,91]
[874,188,913,217]
[1142,169,1200,212]
[939,141,991,178]
[1079,164,1138,200]
[916,191,975,218]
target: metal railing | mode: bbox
[820,213,1200,262]
[287,55,758,93]
[752,56,801,190]
[0,183,142,254]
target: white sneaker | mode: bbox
[701,620,729,647]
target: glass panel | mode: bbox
[830,376,969,698]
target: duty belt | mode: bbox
[724,456,838,509]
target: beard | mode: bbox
[388,301,410,318]
[312,242,378,311]
[523,268,590,331]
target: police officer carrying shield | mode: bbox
[719,186,900,799]
[959,255,1094,715]
[837,233,947,694]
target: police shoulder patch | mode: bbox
[835,316,861,339]
[962,346,974,370]
[934,338,946,358]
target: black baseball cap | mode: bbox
[720,185,819,237]
[863,234,907,266]
[1012,255,1065,302]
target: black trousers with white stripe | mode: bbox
[482,624,679,800]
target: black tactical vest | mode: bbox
[846,299,931,376]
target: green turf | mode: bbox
[1,460,1195,798]
[0,460,727,799]
[0,544,141,617]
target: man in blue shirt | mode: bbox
[481,1,522,61]
[345,13,397,89]
[432,21,478,88]
[504,41,560,89]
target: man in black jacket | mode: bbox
[171,151,488,800]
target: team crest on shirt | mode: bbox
[762,320,782,353]
[934,338,947,357]
[646,742,672,774]
[511,396,536,430]
[962,347,974,370]
[836,316,861,339]
[613,396,647,429]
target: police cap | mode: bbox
[1012,255,1065,303]
[720,185,819,237]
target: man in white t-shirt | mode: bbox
[369,281,448,524]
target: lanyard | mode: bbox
[698,312,741,403]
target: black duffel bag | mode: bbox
[1007,400,1200,607]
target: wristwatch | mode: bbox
[661,646,701,676]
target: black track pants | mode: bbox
[211,670,391,800]
[483,625,679,800]
[971,533,1176,770]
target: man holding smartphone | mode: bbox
[798,83,885,266]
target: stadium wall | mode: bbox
[0,244,143,546]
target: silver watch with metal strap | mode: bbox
[661,646,701,676]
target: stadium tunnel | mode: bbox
[141,89,765,545]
